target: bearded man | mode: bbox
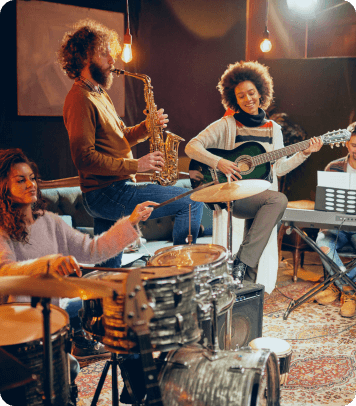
[58,20,203,269]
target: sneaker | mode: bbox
[314,283,340,305]
[232,256,248,282]
[340,288,356,318]
[71,331,110,360]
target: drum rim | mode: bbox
[0,303,70,346]
[148,244,229,270]
[249,337,292,357]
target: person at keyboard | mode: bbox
[315,122,356,317]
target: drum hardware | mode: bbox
[204,295,228,361]
[90,352,128,406]
[228,365,245,373]
[185,204,193,244]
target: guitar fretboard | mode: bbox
[251,137,318,166]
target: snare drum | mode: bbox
[80,267,201,353]
[158,344,280,406]
[0,303,70,406]
[148,244,235,321]
[79,271,109,341]
[249,337,293,385]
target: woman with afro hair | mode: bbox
[186,61,322,291]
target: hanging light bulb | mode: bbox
[121,28,132,63]
[121,0,132,63]
[260,27,272,53]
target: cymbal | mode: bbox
[0,273,122,300]
[190,179,271,203]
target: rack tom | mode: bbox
[249,337,293,385]
[148,244,235,321]
[80,267,201,353]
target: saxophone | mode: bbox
[111,69,184,186]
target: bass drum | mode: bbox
[158,344,280,406]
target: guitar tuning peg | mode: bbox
[331,145,334,149]
[342,142,346,147]
[336,143,340,147]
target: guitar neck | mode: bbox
[251,137,317,166]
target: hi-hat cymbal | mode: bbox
[190,179,271,203]
[0,273,122,300]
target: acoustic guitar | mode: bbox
[189,129,351,190]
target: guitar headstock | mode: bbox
[124,268,154,333]
[321,129,352,148]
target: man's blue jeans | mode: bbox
[316,229,356,291]
[83,180,204,267]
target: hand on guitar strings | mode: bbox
[217,158,242,181]
[302,137,323,155]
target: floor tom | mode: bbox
[0,303,70,406]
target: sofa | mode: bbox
[40,178,213,242]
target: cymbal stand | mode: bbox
[205,295,227,361]
[31,297,54,406]
[283,224,356,320]
[90,353,141,406]
[186,204,193,244]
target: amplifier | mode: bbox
[200,281,264,349]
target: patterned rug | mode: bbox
[75,280,356,406]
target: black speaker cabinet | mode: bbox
[200,281,264,349]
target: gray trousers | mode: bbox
[233,190,288,269]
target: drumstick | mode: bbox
[153,180,215,210]
[80,266,156,274]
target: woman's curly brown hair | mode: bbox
[57,19,122,79]
[217,61,274,113]
[0,149,46,243]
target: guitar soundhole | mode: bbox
[236,155,254,175]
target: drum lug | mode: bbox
[173,290,183,307]
[228,365,245,374]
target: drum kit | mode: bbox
[0,180,292,406]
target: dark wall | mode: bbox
[1,0,355,204]
[0,0,246,180]
[263,58,356,201]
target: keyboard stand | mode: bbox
[283,224,356,320]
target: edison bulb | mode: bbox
[260,39,272,53]
[121,44,133,63]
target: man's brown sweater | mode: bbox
[63,81,149,193]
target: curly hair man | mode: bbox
[186,60,322,289]
[58,19,203,273]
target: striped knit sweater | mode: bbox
[185,115,309,191]
[325,155,348,172]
